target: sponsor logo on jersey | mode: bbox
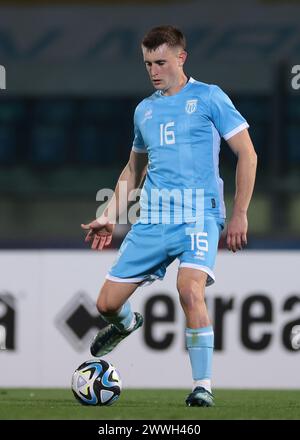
[142,108,153,123]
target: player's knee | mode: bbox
[96,297,119,315]
[96,296,106,314]
[96,286,118,315]
[177,280,205,309]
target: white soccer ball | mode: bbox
[71,359,122,406]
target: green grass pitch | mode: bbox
[0,389,300,420]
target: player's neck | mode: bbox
[162,74,189,96]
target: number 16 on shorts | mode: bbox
[190,232,208,252]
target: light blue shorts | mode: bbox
[107,216,225,287]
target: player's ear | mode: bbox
[178,50,187,67]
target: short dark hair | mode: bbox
[142,25,186,51]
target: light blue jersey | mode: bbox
[108,78,248,286]
[132,78,249,223]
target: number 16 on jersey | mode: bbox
[160,122,175,146]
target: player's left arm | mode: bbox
[226,128,257,252]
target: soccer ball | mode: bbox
[71,359,122,406]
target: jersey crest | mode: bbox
[185,99,198,114]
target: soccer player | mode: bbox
[81,25,257,407]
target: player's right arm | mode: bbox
[81,150,148,251]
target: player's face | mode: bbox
[142,44,187,95]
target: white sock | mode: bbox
[193,379,212,393]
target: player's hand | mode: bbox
[226,212,248,252]
[81,218,115,251]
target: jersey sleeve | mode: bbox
[209,85,249,140]
[131,107,147,153]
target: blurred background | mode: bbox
[0,0,300,392]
